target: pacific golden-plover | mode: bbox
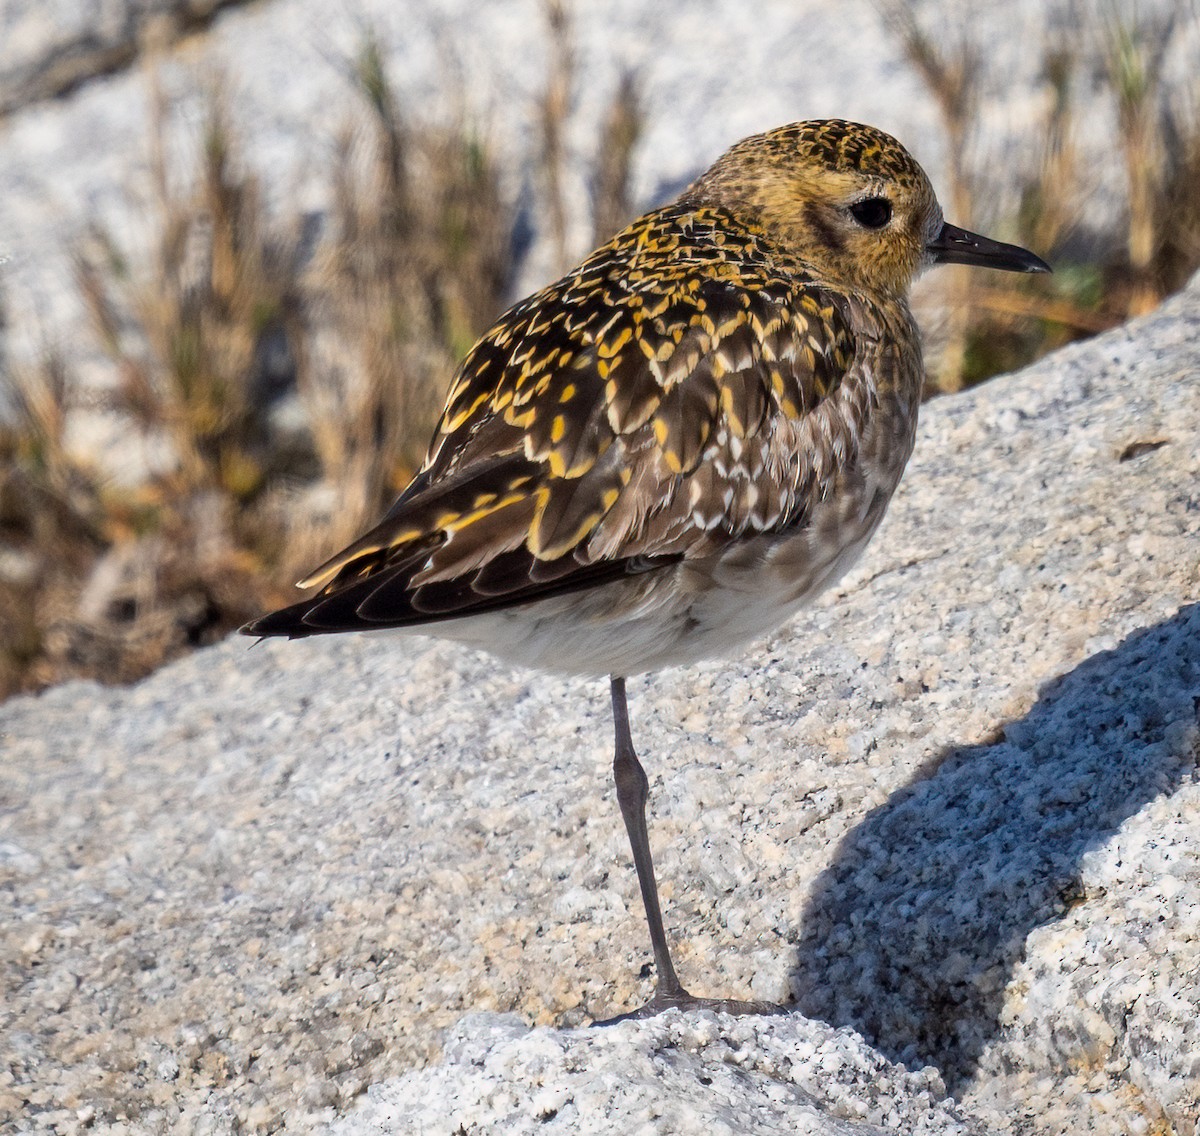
[244,119,1049,1020]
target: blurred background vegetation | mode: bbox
[0,1,1197,700]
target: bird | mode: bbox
[243,119,1049,1021]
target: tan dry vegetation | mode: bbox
[0,45,516,698]
[888,0,1200,391]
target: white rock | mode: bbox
[327,1012,984,1135]
[2,280,1198,1133]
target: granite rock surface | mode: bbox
[0,0,247,116]
[328,1012,987,1136]
[3,273,1198,1132]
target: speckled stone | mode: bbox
[328,1012,988,1135]
[1,286,1197,1130]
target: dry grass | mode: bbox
[539,0,575,275]
[890,0,1200,393]
[591,72,644,246]
[0,45,517,699]
[298,32,511,558]
[0,19,645,701]
[534,2,646,264]
[875,0,980,391]
[1103,7,1200,311]
[0,349,106,693]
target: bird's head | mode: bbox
[685,120,1049,297]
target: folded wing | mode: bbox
[244,207,868,640]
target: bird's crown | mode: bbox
[745,119,928,181]
[684,119,942,298]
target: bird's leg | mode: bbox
[597,676,786,1025]
[609,675,688,1005]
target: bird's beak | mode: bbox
[927,222,1051,274]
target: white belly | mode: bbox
[423,485,892,677]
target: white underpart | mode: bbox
[415,474,893,678]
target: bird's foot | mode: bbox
[593,986,787,1026]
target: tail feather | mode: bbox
[240,546,682,640]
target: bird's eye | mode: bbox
[849,197,893,229]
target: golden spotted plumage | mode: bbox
[271,189,918,645]
[245,120,1048,1018]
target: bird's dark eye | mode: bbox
[849,197,893,229]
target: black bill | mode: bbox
[927,222,1051,273]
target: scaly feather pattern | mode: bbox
[250,200,909,639]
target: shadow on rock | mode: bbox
[789,602,1200,1092]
